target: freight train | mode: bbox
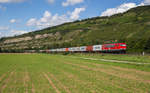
[40,43,127,54]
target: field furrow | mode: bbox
[43,72,60,93]
[0,71,14,92]
[47,72,71,93]
[32,83,35,93]
[24,71,30,93]
[63,61,150,92]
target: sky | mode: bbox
[0,0,150,38]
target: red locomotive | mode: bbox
[102,43,127,53]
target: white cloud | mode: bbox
[101,3,137,16]
[70,7,85,20]
[40,11,51,23]
[10,19,17,23]
[62,0,84,7]
[0,26,28,38]
[10,29,27,36]
[0,32,3,38]
[26,18,37,26]
[27,11,69,29]
[143,0,150,5]
[26,7,86,29]
[47,0,54,4]
[0,26,9,31]
[101,0,150,17]
[0,0,25,3]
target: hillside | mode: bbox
[0,5,150,53]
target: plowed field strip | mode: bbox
[7,71,17,92]
[60,63,132,93]
[62,70,108,93]
[0,73,7,82]
[0,71,14,92]
[76,59,150,76]
[111,66,150,76]
[63,62,147,92]
[75,61,150,81]
[64,62,150,84]
[63,61,150,93]
[43,72,60,93]
[24,71,30,93]
[32,83,35,93]
[48,72,71,93]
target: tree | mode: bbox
[144,38,150,53]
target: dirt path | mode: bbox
[43,72,60,93]
[68,56,150,65]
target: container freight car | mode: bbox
[68,47,74,52]
[86,46,93,52]
[80,46,87,52]
[66,48,69,52]
[74,47,80,52]
[93,45,102,51]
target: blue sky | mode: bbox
[0,0,149,38]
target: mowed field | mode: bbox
[0,54,150,93]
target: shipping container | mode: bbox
[73,47,80,51]
[93,45,102,51]
[66,48,69,52]
[68,47,74,52]
[86,46,93,51]
[80,46,87,51]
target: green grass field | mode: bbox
[0,54,150,93]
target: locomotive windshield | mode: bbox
[120,44,126,47]
[105,45,115,48]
